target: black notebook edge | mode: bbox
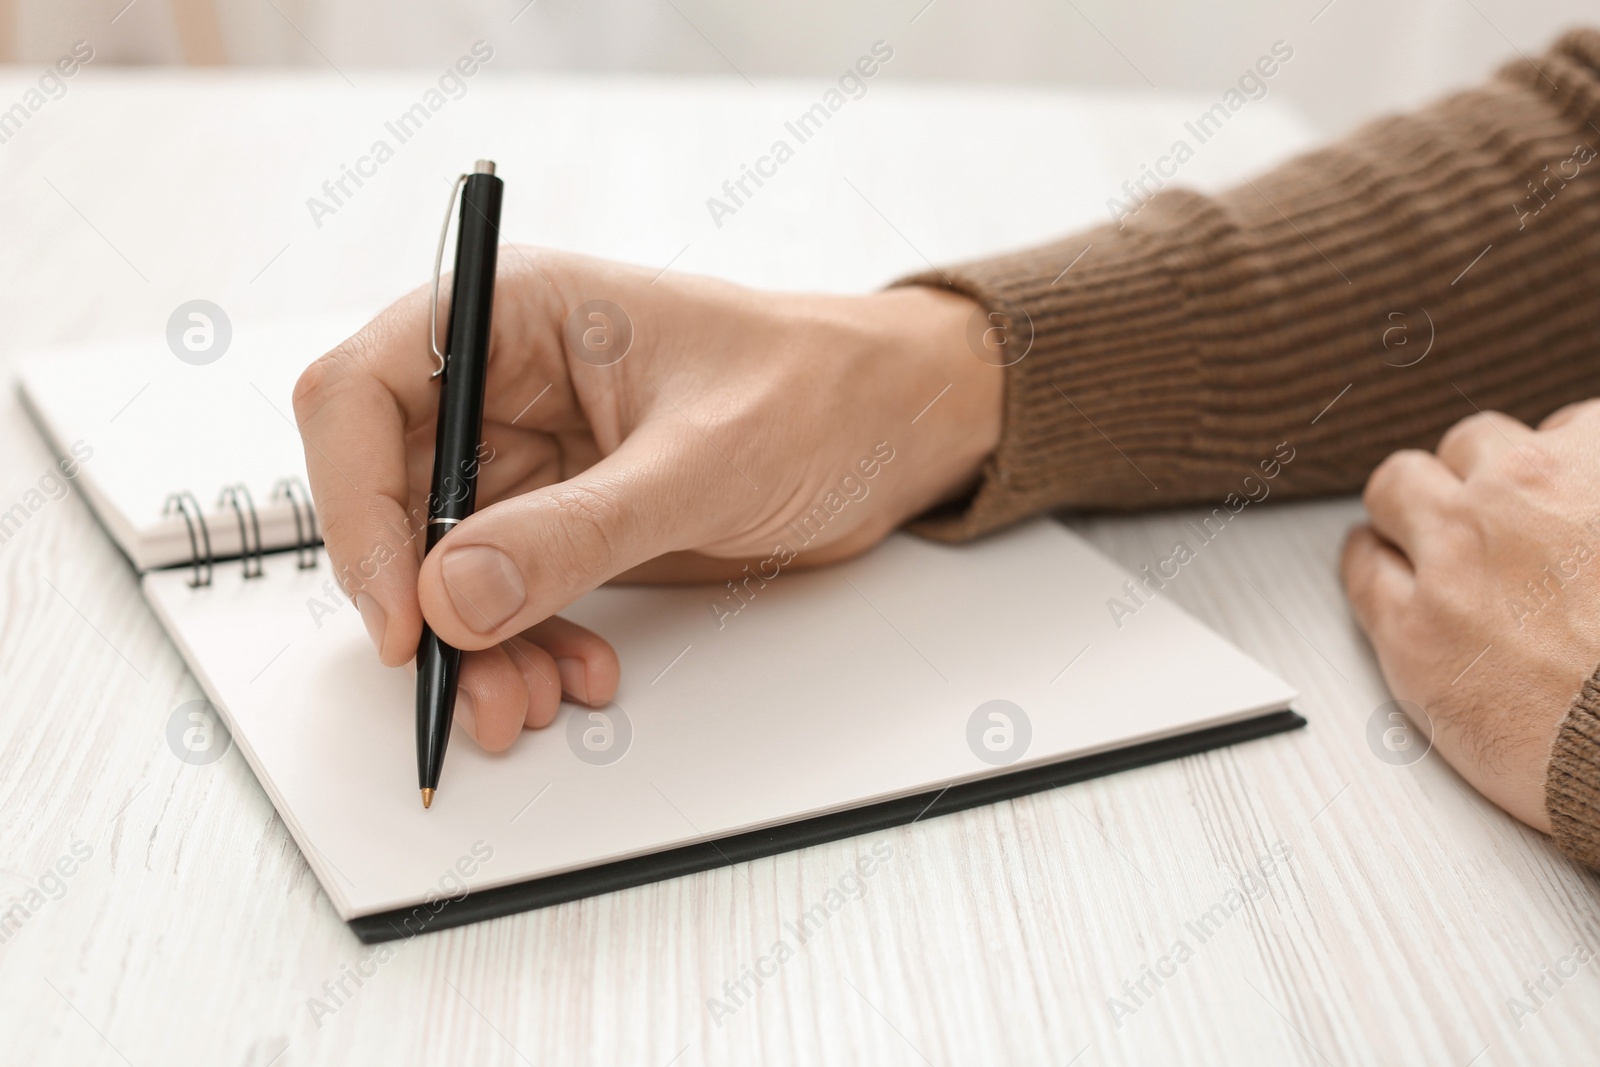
[349,708,1307,944]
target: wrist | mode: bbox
[872,285,1004,517]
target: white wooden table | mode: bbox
[1,68,1596,1066]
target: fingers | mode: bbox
[293,333,423,667]
[454,616,620,752]
[1436,410,1533,479]
[515,615,621,709]
[1341,525,1414,641]
[418,423,719,649]
[295,270,565,665]
[503,638,565,731]
[1362,449,1460,562]
[456,643,530,752]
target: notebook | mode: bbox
[18,317,1302,942]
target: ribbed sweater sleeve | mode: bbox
[1549,668,1600,870]
[901,29,1600,868]
[902,28,1600,532]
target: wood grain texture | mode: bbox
[0,71,1596,1067]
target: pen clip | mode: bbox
[429,173,469,380]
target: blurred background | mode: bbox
[0,0,1591,136]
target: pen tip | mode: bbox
[421,788,434,810]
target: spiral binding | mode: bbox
[163,491,213,588]
[164,478,321,585]
[218,484,265,579]
[272,477,320,570]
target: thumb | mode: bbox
[416,426,712,649]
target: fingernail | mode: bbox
[455,687,478,740]
[355,593,386,655]
[441,545,526,633]
[556,656,590,704]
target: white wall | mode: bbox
[10,0,1596,134]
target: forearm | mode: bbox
[904,28,1600,541]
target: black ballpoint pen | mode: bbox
[417,159,502,809]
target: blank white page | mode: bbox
[142,520,1294,919]
[17,312,372,572]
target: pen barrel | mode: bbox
[417,168,502,794]
[416,625,461,790]
[426,170,503,541]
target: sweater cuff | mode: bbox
[897,26,1600,545]
[896,191,1226,543]
[1546,665,1600,871]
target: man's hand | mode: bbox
[1342,401,1600,831]
[292,250,1002,752]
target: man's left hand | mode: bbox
[1343,400,1600,831]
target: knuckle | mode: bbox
[1565,399,1600,425]
[1487,441,1555,490]
[1476,409,1518,430]
[1339,531,1386,618]
[1437,414,1479,453]
[293,318,392,420]
[1364,450,1422,507]
[291,354,336,421]
[291,340,367,421]
[1541,399,1600,429]
[1361,469,1387,513]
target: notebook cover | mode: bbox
[351,708,1305,942]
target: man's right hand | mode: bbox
[292,250,1002,752]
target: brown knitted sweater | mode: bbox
[905,29,1600,869]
